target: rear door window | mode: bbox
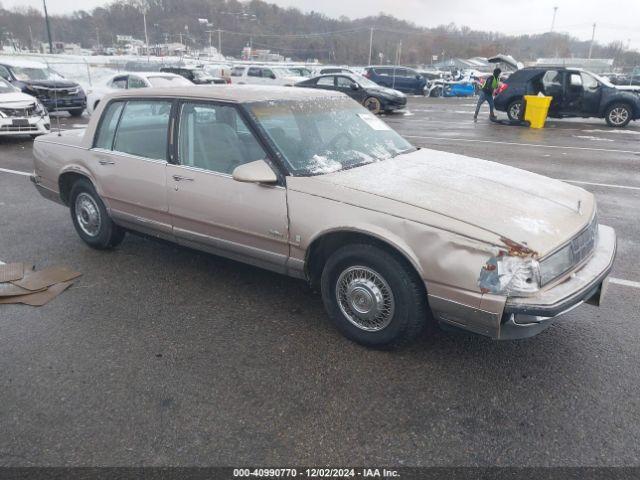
[112,101,172,160]
[94,101,125,150]
[248,67,262,77]
[317,76,335,86]
[231,67,245,77]
[110,76,128,89]
[127,76,147,89]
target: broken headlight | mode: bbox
[479,254,540,296]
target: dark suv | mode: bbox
[159,66,226,85]
[363,66,426,95]
[0,60,86,117]
[494,67,640,127]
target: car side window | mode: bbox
[581,72,599,90]
[231,67,245,77]
[178,102,267,175]
[110,76,128,89]
[336,76,355,88]
[112,101,172,160]
[317,76,335,86]
[262,69,275,79]
[128,76,147,89]
[376,68,390,76]
[248,67,262,77]
[94,101,125,150]
[542,70,562,89]
[0,65,12,80]
[569,73,583,88]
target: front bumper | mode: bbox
[0,115,50,136]
[498,225,616,339]
[40,96,86,112]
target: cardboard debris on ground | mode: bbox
[12,265,81,291]
[0,281,74,306]
[0,263,81,307]
[0,263,25,283]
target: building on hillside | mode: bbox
[241,46,284,63]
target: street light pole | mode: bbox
[368,27,373,65]
[550,6,558,32]
[588,23,596,60]
[218,29,222,56]
[42,0,53,54]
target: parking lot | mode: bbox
[1,96,639,467]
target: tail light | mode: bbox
[495,83,508,95]
[226,78,231,84]
[363,71,371,78]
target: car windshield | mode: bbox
[273,68,295,76]
[352,74,379,88]
[0,78,16,93]
[248,96,415,176]
[192,70,211,80]
[11,67,64,81]
[589,72,614,88]
[147,75,192,87]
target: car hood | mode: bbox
[615,85,640,93]
[369,86,405,97]
[288,148,594,256]
[19,80,79,89]
[0,91,38,107]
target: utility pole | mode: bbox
[42,0,53,54]
[368,27,373,65]
[218,29,222,56]
[550,6,558,32]
[588,23,596,60]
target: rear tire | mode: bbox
[320,244,429,349]
[363,96,382,115]
[605,103,632,127]
[507,99,524,121]
[69,178,125,249]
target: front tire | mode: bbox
[69,178,125,249]
[68,109,84,118]
[605,103,632,127]
[363,96,382,115]
[507,99,524,121]
[320,244,429,348]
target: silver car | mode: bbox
[31,86,616,348]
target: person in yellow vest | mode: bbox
[474,68,501,122]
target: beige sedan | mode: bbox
[31,86,616,347]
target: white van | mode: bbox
[230,65,305,86]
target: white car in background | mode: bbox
[0,77,50,138]
[86,72,193,114]
[230,65,305,86]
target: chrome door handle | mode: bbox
[98,159,115,165]
[172,175,194,182]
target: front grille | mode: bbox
[571,214,598,265]
[34,88,78,99]
[0,125,39,132]
[0,106,36,117]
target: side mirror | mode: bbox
[269,73,276,79]
[350,83,360,90]
[416,74,421,80]
[232,159,278,184]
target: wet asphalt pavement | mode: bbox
[1,97,639,467]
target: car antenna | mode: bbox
[52,83,62,136]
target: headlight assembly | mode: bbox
[479,254,540,296]
[539,244,574,286]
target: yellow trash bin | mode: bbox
[524,95,553,129]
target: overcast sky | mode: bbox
[5,0,640,49]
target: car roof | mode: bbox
[105,85,344,103]
[110,72,183,79]
[0,58,49,69]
